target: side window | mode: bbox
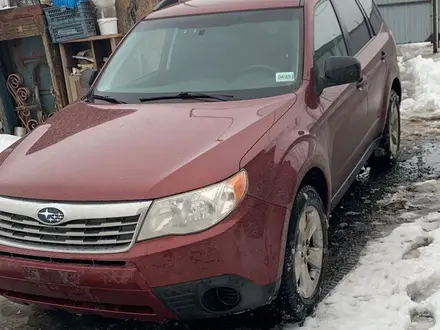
[358,0,383,35]
[332,0,372,55]
[314,0,348,74]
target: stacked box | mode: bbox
[44,2,97,43]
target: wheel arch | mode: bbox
[378,76,401,135]
[297,167,329,214]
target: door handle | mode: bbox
[381,51,388,61]
[357,76,367,90]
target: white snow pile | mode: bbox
[285,180,440,330]
[0,134,19,153]
[399,46,440,120]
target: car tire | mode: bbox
[369,90,401,171]
[276,185,328,322]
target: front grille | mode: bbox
[0,211,141,252]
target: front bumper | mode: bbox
[0,195,287,321]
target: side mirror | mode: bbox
[79,68,99,90]
[316,56,361,94]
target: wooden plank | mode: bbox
[116,0,133,34]
[0,16,42,41]
[110,37,122,52]
[68,75,86,102]
[0,61,15,134]
[0,5,47,41]
[60,34,123,44]
[0,4,45,20]
[89,41,98,70]
[116,0,156,33]
[59,43,74,105]
[41,20,68,111]
[51,41,69,109]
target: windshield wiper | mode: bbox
[139,92,234,102]
[86,94,127,104]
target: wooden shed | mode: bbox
[0,4,67,134]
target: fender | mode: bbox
[242,131,331,213]
[285,135,331,213]
[379,35,401,135]
[277,135,331,280]
[241,127,331,285]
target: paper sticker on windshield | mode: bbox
[276,72,295,83]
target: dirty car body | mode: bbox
[0,0,400,322]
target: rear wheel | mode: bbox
[369,90,401,171]
[276,185,328,322]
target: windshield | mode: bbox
[94,8,303,103]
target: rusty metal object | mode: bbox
[0,4,67,112]
[7,72,51,133]
[7,74,30,129]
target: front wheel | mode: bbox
[276,185,328,322]
[369,90,401,171]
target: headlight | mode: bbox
[137,170,248,241]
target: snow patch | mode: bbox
[284,180,440,330]
[397,43,440,136]
[399,55,440,120]
[0,134,20,153]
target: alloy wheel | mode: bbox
[388,102,400,159]
[293,205,324,299]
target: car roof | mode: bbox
[146,0,303,20]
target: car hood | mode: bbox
[0,95,296,201]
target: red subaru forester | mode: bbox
[0,0,400,323]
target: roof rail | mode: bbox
[152,0,180,11]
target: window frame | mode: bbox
[356,0,383,36]
[373,1,384,21]
[312,0,349,73]
[330,0,375,56]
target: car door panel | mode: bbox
[326,0,389,191]
[361,32,390,139]
[356,0,392,140]
[320,82,369,195]
[315,0,371,193]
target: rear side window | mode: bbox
[358,0,383,35]
[314,0,348,74]
[332,0,372,55]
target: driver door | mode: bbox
[313,0,369,195]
